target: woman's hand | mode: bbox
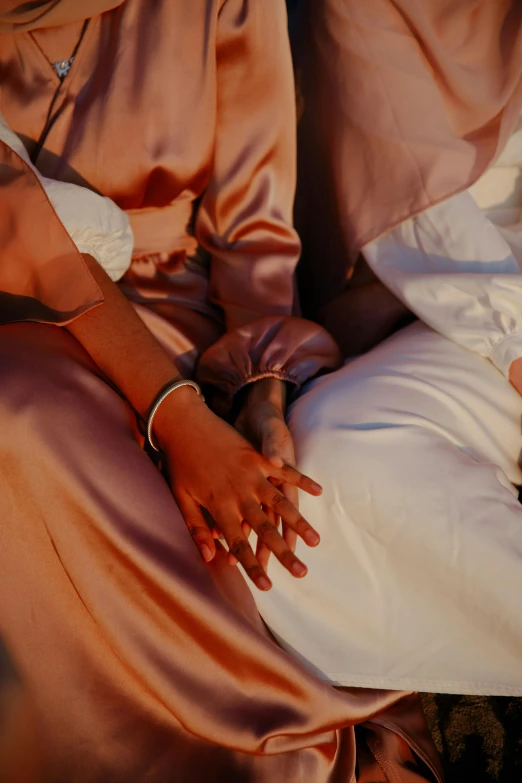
[235,379,300,570]
[66,259,320,590]
[153,388,322,591]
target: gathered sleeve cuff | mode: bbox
[0,114,133,325]
[193,2,342,407]
[491,332,522,377]
[197,315,342,407]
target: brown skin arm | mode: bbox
[65,256,322,591]
[67,256,185,418]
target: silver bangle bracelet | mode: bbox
[146,379,205,452]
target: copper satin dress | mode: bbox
[0,2,441,781]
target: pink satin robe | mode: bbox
[0,2,441,781]
[295,0,522,356]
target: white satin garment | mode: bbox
[0,114,133,280]
[253,118,522,696]
[363,114,522,376]
[256,319,522,695]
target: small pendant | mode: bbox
[52,56,74,80]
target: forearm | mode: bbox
[319,281,413,358]
[66,255,182,418]
[65,261,318,588]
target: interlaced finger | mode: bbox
[259,483,321,548]
[242,503,308,578]
[256,480,297,569]
[228,521,251,566]
[176,493,216,564]
[281,482,298,554]
[256,505,279,571]
[217,521,271,591]
[266,462,323,497]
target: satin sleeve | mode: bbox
[196,0,340,403]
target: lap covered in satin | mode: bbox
[0,323,440,782]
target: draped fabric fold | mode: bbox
[0,1,441,779]
[0,0,125,32]
[0,139,102,324]
[295,0,522,316]
[0,323,442,781]
[0,0,341,395]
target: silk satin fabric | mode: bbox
[0,1,440,781]
[295,0,522,319]
[0,325,440,783]
[0,0,125,32]
[0,0,340,400]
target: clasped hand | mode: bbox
[152,384,321,591]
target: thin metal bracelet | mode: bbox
[146,379,205,452]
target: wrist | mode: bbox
[244,378,287,412]
[150,383,207,451]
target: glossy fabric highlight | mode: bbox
[0,1,440,779]
[0,323,441,782]
[295,0,522,317]
[0,0,340,400]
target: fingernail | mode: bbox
[310,481,322,494]
[305,530,320,546]
[258,576,272,591]
[292,561,307,577]
[201,544,213,563]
